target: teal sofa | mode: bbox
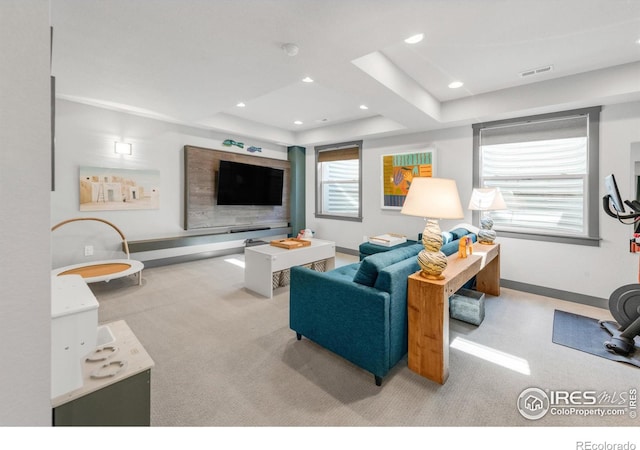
[289,228,476,386]
[358,238,418,260]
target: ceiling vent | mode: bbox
[519,65,553,78]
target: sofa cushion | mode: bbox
[326,263,360,282]
[440,233,477,256]
[358,239,418,260]
[449,227,471,240]
[353,244,422,287]
[441,231,454,245]
[441,239,459,256]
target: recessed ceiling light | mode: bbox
[359,105,368,110]
[294,120,303,125]
[236,102,246,107]
[302,76,314,83]
[636,38,640,45]
[448,81,464,89]
[404,33,424,44]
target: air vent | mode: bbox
[519,65,553,78]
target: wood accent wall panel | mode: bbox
[184,145,291,230]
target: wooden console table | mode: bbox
[407,242,500,384]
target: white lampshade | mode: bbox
[468,188,507,211]
[400,177,464,219]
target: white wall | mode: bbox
[52,100,288,265]
[0,1,52,425]
[305,101,640,302]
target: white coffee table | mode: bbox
[244,238,336,298]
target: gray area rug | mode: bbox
[552,309,640,368]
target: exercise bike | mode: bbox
[600,174,640,356]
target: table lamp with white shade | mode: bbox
[468,188,507,244]
[401,177,464,280]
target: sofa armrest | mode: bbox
[289,266,392,378]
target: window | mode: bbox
[472,107,601,246]
[315,141,362,221]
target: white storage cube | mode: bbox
[51,275,99,398]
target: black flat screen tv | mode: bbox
[217,160,284,206]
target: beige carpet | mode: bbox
[89,252,639,428]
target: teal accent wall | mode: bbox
[288,146,306,237]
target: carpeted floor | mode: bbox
[88,252,639,427]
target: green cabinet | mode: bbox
[53,369,151,426]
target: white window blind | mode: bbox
[474,107,601,245]
[320,160,359,215]
[315,143,362,221]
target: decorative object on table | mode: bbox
[247,146,262,153]
[468,188,507,244]
[458,236,473,258]
[401,177,464,279]
[368,233,407,247]
[381,149,436,209]
[222,139,244,149]
[270,238,312,249]
[296,228,314,239]
[79,166,160,211]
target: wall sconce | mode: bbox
[114,142,132,155]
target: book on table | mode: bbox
[368,233,407,247]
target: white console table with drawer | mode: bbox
[244,238,336,298]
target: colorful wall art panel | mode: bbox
[381,149,435,209]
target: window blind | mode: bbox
[320,160,359,215]
[315,141,362,221]
[317,146,359,162]
[475,107,601,242]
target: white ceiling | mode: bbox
[50,0,640,147]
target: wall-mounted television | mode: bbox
[216,160,284,206]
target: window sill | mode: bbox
[495,230,600,247]
[315,213,362,223]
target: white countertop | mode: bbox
[51,319,155,408]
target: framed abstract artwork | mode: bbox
[381,149,436,209]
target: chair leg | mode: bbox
[296,332,302,341]
[374,375,382,386]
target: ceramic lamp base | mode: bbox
[478,217,497,244]
[417,248,447,280]
[420,271,445,280]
